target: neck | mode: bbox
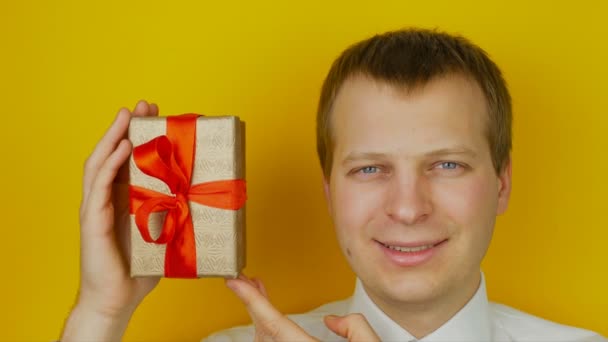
[365,272,481,339]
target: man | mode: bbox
[61,29,606,341]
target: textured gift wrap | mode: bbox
[127,114,246,278]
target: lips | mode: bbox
[383,243,436,252]
[375,239,447,267]
[377,239,447,251]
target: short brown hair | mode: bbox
[316,28,512,179]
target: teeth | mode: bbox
[385,243,434,252]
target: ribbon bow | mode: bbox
[129,114,246,278]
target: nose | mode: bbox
[384,172,432,225]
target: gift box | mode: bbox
[128,114,246,278]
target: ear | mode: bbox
[496,157,512,215]
[323,174,333,214]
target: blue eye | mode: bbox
[439,162,460,169]
[360,166,379,174]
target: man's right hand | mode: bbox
[61,100,161,341]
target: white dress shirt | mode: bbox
[205,273,606,341]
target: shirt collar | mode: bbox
[346,272,492,342]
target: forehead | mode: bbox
[330,74,490,161]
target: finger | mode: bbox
[236,275,268,299]
[113,99,157,185]
[238,274,257,288]
[82,108,131,204]
[113,155,131,184]
[324,314,380,342]
[227,278,280,320]
[132,99,159,117]
[226,278,315,341]
[252,278,269,299]
[132,99,149,116]
[85,139,133,219]
[149,103,159,116]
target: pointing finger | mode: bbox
[226,277,316,341]
[324,313,380,342]
[226,277,283,323]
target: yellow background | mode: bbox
[1,0,606,340]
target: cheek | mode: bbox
[331,179,385,242]
[433,174,499,235]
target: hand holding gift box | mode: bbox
[62,101,253,341]
[128,114,246,278]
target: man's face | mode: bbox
[324,74,511,307]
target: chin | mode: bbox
[370,269,444,304]
[377,274,439,303]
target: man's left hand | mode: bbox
[226,275,380,341]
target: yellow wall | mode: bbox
[1,0,606,340]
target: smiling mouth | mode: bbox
[378,240,446,253]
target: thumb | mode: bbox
[324,313,380,342]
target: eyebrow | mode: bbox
[424,147,478,159]
[341,147,478,165]
[342,152,389,165]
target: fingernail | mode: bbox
[135,99,146,111]
[325,314,339,320]
[116,107,127,117]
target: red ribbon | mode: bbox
[129,114,246,278]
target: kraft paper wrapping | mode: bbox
[128,116,245,278]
